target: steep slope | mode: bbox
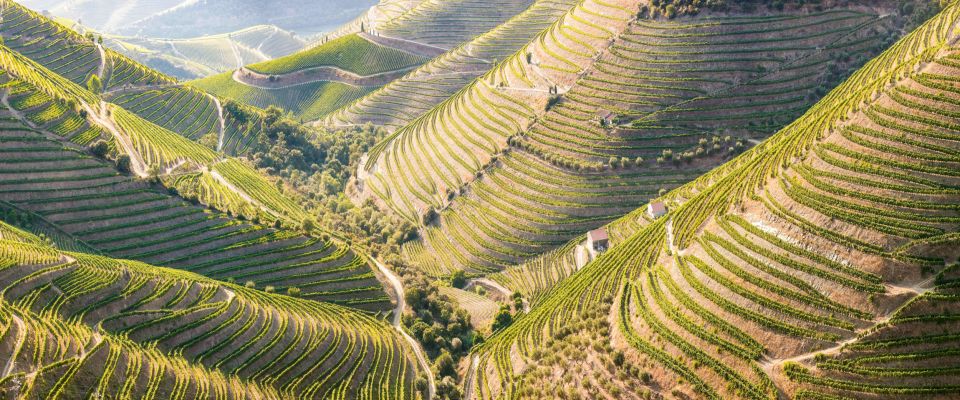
[0,12,392,311]
[322,0,582,130]
[0,1,172,90]
[0,102,391,310]
[0,1,272,156]
[369,0,899,276]
[468,4,960,398]
[0,222,418,399]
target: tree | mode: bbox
[146,165,161,183]
[492,305,512,332]
[115,154,131,173]
[449,270,466,289]
[244,281,256,288]
[88,140,109,158]
[199,131,219,150]
[433,350,456,379]
[421,208,438,226]
[300,217,316,233]
[414,375,428,396]
[85,74,102,94]
[287,287,301,297]
[664,4,677,18]
[608,156,619,169]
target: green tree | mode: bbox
[433,350,456,379]
[114,154,131,173]
[449,270,466,288]
[492,305,512,332]
[85,74,102,94]
[88,140,109,158]
[300,217,316,233]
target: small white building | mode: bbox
[596,109,614,126]
[587,228,608,252]
[648,201,667,219]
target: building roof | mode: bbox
[597,109,613,119]
[587,228,608,242]
[649,201,667,215]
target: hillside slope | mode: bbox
[0,2,392,312]
[364,0,901,276]
[0,93,391,310]
[0,221,418,399]
[322,0,582,130]
[469,4,960,398]
[193,0,540,122]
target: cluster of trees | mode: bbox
[233,106,417,251]
[88,139,132,174]
[492,292,525,332]
[639,0,733,18]
[639,0,943,20]
[392,256,480,400]
[654,136,745,165]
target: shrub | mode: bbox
[450,270,467,288]
[88,140,109,158]
[85,74,102,94]
[115,155,131,173]
[434,350,456,379]
[492,305,513,332]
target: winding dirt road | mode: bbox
[372,257,435,399]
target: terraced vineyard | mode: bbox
[3,0,959,398]
[247,34,430,77]
[375,0,538,49]
[192,72,376,122]
[469,4,960,398]
[0,97,390,311]
[324,0,581,130]
[0,223,418,399]
[0,1,174,90]
[199,0,556,123]
[391,2,897,276]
